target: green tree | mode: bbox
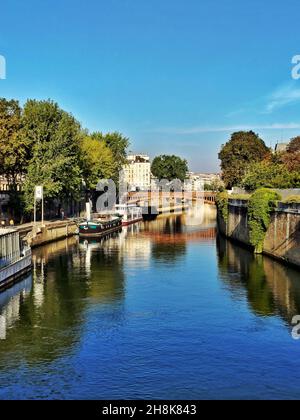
[0,99,30,181]
[22,100,83,212]
[283,136,300,172]
[241,160,300,190]
[0,99,32,217]
[91,131,130,183]
[204,178,224,192]
[151,155,189,182]
[219,131,270,189]
[80,135,115,190]
[287,136,300,153]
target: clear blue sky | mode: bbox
[1,0,300,171]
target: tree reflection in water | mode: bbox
[0,235,126,367]
[217,234,300,323]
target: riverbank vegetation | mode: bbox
[219,131,300,190]
[216,188,282,254]
[247,189,281,253]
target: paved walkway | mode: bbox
[14,219,78,236]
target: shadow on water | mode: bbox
[217,234,300,324]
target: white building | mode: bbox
[187,172,222,191]
[121,154,151,191]
[274,143,289,153]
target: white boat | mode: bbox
[115,204,143,226]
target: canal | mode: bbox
[0,208,300,400]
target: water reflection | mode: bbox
[0,235,126,367]
[217,235,300,323]
[0,211,300,399]
[0,210,217,364]
[0,276,32,340]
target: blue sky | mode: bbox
[1,0,300,171]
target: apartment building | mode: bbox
[121,154,151,191]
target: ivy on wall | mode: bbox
[216,191,229,222]
[247,189,281,254]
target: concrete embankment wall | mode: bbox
[26,221,78,248]
[218,200,300,268]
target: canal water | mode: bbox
[0,208,300,400]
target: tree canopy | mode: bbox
[22,100,83,211]
[80,135,115,190]
[219,131,270,189]
[282,136,300,172]
[287,136,300,153]
[0,99,31,184]
[151,155,189,182]
[0,97,130,217]
[241,160,300,190]
[91,131,130,183]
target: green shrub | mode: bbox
[230,194,251,200]
[216,191,229,222]
[248,188,281,254]
[282,195,300,204]
[241,161,300,190]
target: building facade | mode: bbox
[274,143,289,153]
[187,172,222,191]
[121,154,151,191]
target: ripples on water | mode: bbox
[0,205,300,400]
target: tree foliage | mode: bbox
[0,99,31,184]
[0,96,131,218]
[287,136,300,153]
[219,131,270,189]
[282,136,300,172]
[91,131,130,183]
[80,135,115,190]
[151,155,188,182]
[22,100,83,211]
[241,160,300,191]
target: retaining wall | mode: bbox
[218,199,300,268]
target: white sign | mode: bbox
[35,186,43,201]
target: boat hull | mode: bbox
[79,225,122,238]
[122,217,143,226]
[78,218,122,238]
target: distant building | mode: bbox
[121,154,151,191]
[0,177,9,218]
[187,172,222,191]
[0,176,9,192]
[274,143,289,153]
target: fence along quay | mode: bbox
[0,228,32,290]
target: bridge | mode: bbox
[140,227,217,243]
[126,191,216,206]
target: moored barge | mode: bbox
[78,215,122,238]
